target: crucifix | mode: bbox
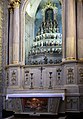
[39,67,45,88]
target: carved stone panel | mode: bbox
[48,98,61,113]
[66,97,79,111]
[78,67,83,84]
[24,70,29,85]
[45,67,56,89]
[24,66,58,89]
[6,99,13,111]
[6,98,22,112]
[80,97,83,111]
[9,69,18,86]
[12,98,22,112]
[56,68,62,85]
[66,67,75,84]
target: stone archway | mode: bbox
[20,0,63,65]
[20,0,42,64]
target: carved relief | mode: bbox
[9,0,20,5]
[10,70,17,86]
[6,98,22,112]
[24,70,29,85]
[66,97,79,111]
[67,67,74,84]
[79,68,83,83]
[48,98,61,113]
[80,97,83,110]
[30,73,34,89]
[39,67,45,89]
[56,68,62,85]
[13,98,22,112]
[6,99,13,111]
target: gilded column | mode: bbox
[9,6,13,64]
[77,0,83,61]
[65,0,76,60]
[12,0,20,64]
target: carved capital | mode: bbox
[8,4,13,12]
[9,0,15,5]
[13,0,21,8]
[9,0,20,8]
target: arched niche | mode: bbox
[20,0,62,65]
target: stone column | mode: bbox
[77,0,83,60]
[65,0,76,60]
[9,6,13,64]
[12,0,20,64]
[62,0,66,61]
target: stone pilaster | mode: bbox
[9,6,13,64]
[77,0,83,61]
[65,0,76,61]
[12,0,20,64]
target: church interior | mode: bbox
[0,0,83,119]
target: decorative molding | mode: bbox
[66,57,76,61]
[12,60,19,64]
[79,58,83,61]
